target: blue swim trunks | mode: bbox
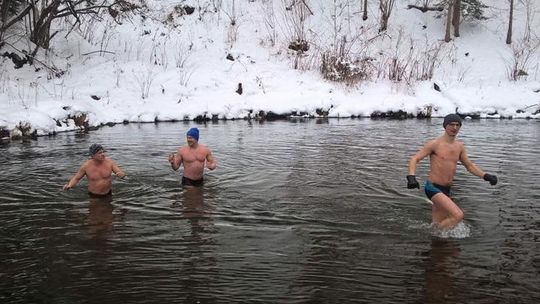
[424,180,451,200]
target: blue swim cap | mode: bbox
[186,128,199,141]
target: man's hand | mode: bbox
[63,184,71,191]
[168,153,175,164]
[407,175,420,189]
[483,173,498,185]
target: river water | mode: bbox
[1,119,539,303]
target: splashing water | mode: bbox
[431,222,471,239]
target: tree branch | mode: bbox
[407,4,444,12]
[1,4,33,31]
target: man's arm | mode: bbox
[459,147,485,178]
[460,147,498,185]
[206,150,217,170]
[111,161,126,179]
[408,140,435,175]
[63,165,86,190]
[168,150,182,171]
[406,140,435,189]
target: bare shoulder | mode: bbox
[455,140,466,152]
[104,157,117,166]
[424,138,440,149]
[82,159,92,168]
[179,145,189,154]
[199,144,211,152]
[77,159,93,174]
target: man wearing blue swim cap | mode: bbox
[168,127,217,186]
[406,114,498,230]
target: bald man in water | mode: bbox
[407,114,498,230]
[63,144,126,197]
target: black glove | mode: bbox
[483,173,498,185]
[407,175,420,189]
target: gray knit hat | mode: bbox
[443,114,462,128]
[89,144,104,155]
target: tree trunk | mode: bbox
[452,0,461,37]
[0,0,8,42]
[30,0,61,49]
[444,0,454,42]
[1,0,12,24]
[380,16,388,32]
[363,0,368,20]
[506,0,514,44]
[379,0,395,32]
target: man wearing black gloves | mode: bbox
[407,114,498,230]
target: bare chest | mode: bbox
[86,163,113,179]
[433,144,461,162]
[181,149,207,163]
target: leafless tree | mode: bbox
[506,0,514,44]
[362,0,368,20]
[1,1,139,55]
[444,0,454,42]
[452,0,461,37]
[407,0,443,12]
[378,0,395,32]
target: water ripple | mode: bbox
[1,120,538,303]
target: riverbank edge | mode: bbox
[1,108,538,143]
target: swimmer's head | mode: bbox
[443,114,462,128]
[89,144,104,156]
[186,128,199,141]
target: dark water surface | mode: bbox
[1,119,539,303]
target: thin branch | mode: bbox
[1,3,33,31]
[82,50,115,56]
[407,4,444,12]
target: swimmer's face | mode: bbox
[445,122,461,136]
[186,136,197,147]
[91,150,105,160]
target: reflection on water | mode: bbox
[422,238,461,304]
[173,187,218,304]
[0,119,539,303]
[181,188,215,235]
[88,195,114,235]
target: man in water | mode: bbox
[168,127,217,186]
[63,144,126,197]
[407,114,498,230]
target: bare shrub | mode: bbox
[505,1,539,81]
[294,49,319,71]
[134,66,156,99]
[0,64,7,94]
[178,65,196,87]
[320,36,374,85]
[506,37,540,81]
[223,0,240,46]
[279,0,312,47]
[98,20,117,56]
[321,53,372,85]
[409,39,444,81]
[15,79,40,109]
[174,41,193,68]
[260,0,278,47]
[376,31,443,84]
[149,33,171,70]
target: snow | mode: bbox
[1,0,539,137]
